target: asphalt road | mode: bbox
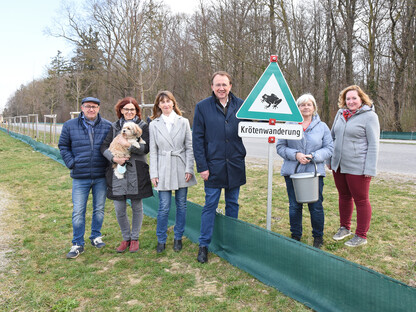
[243,137,416,177]
[8,123,416,177]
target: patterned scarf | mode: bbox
[343,109,357,121]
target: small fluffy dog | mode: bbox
[109,122,144,179]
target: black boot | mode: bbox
[173,239,182,252]
[197,246,208,263]
[156,242,165,253]
[313,236,324,249]
[291,234,301,241]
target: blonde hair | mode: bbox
[338,85,373,108]
[296,93,318,116]
[150,90,182,120]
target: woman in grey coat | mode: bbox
[149,91,197,253]
[276,94,333,249]
[329,85,380,247]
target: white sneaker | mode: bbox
[91,236,106,248]
[66,245,84,259]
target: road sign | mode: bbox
[236,56,303,122]
[238,121,303,140]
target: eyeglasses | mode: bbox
[122,108,136,112]
[83,105,99,110]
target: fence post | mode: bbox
[28,114,39,139]
[70,112,80,119]
[140,104,154,121]
[44,115,57,145]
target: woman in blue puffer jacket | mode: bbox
[276,93,333,249]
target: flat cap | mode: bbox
[81,97,101,105]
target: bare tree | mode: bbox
[389,0,415,131]
[5,0,416,131]
[330,0,360,85]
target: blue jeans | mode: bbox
[199,186,240,247]
[284,176,324,238]
[71,177,107,246]
[156,188,188,244]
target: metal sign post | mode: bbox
[266,120,276,230]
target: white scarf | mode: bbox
[161,111,177,133]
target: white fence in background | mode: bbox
[1,104,154,146]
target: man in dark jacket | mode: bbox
[58,97,111,259]
[192,71,246,263]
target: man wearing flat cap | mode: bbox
[59,97,112,259]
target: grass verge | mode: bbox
[0,131,415,311]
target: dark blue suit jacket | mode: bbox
[192,92,246,189]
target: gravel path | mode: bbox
[0,188,14,273]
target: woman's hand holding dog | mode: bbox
[113,156,130,165]
[117,135,132,148]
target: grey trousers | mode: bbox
[113,199,143,241]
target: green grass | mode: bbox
[0,130,415,311]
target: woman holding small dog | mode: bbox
[101,97,153,253]
[149,90,197,253]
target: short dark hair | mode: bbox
[211,71,232,85]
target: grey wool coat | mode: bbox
[149,115,197,191]
[329,105,380,177]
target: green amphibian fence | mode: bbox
[2,127,415,312]
[380,131,416,140]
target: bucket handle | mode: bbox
[294,157,318,177]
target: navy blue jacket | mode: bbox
[59,113,111,179]
[192,92,246,189]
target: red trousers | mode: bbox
[332,169,372,239]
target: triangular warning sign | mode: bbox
[236,59,303,122]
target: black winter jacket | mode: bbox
[100,118,153,200]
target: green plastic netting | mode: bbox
[1,127,64,166]
[380,131,416,140]
[2,127,415,312]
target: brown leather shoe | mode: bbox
[129,240,139,253]
[116,240,130,253]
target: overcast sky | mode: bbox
[0,0,197,113]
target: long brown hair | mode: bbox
[338,85,373,108]
[150,90,182,120]
[114,97,142,119]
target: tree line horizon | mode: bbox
[3,0,415,131]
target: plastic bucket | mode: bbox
[290,159,320,203]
